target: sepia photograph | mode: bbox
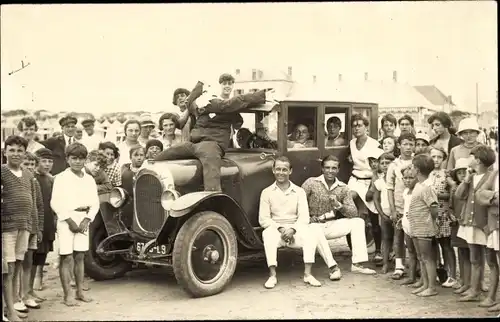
[1,2,498,320]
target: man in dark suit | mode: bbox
[41,115,78,175]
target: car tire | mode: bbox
[172,211,238,298]
[84,217,132,281]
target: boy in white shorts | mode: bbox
[50,143,99,307]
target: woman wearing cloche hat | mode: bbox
[447,117,481,171]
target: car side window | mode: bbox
[233,111,278,149]
[325,107,348,148]
[287,106,317,149]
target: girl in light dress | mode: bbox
[429,146,457,288]
[455,144,497,303]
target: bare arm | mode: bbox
[386,163,397,215]
[373,189,384,216]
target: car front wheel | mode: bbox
[172,211,238,298]
[84,217,132,281]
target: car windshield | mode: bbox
[233,110,278,149]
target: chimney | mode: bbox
[312,75,317,84]
[251,69,257,81]
[447,95,452,104]
[393,71,398,82]
[338,74,342,82]
[235,69,240,76]
[288,66,293,77]
[364,72,368,81]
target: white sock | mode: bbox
[395,258,404,270]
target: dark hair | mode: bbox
[129,145,145,158]
[123,120,141,134]
[327,116,342,128]
[158,113,180,131]
[398,114,415,127]
[379,152,396,162]
[381,114,397,128]
[412,154,435,176]
[351,113,369,127]
[24,152,38,163]
[470,144,496,167]
[450,167,466,183]
[172,88,190,106]
[65,142,88,159]
[98,141,120,159]
[87,150,108,168]
[427,112,452,129]
[17,116,38,132]
[218,73,235,84]
[35,148,53,160]
[429,145,448,160]
[4,135,28,150]
[397,132,416,144]
[145,139,164,152]
[321,154,340,168]
[272,155,292,170]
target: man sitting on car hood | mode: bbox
[155,74,279,191]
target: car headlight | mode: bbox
[109,187,128,208]
[160,189,180,210]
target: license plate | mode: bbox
[135,242,167,255]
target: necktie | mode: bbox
[68,137,73,145]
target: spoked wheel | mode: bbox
[172,211,238,298]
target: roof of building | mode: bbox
[414,85,455,106]
[288,81,434,109]
[234,68,292,83]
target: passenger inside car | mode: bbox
[325,116,346,147]
[288,123,315,148]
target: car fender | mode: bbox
[160,191,263,250]
[169,191,223,218]
[96,193,124,236]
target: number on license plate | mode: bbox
[135,242,167,255]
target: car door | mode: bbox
[283,102,322,186]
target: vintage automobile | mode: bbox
[85,94,379,298]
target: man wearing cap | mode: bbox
[81,116,101,152]
[155,74,276,191]
[138,113,156,147]
[41,115,78,175]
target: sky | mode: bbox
[1,2,497,114]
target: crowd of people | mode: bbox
[258,111,499,317]
[1,71,499,320]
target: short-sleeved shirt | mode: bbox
[386,157,413,214]
[407,178,439,238]
[374,177,391,217]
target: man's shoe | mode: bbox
[351,264,376,275]
[303,275,322,287]
[264,276,277,289]
[13,302,27,312]
[329,266,342,281]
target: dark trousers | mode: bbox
[155,141,224,191]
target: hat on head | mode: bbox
[367,148,385,160]
[139,113,155,128]
[450,157,473,180]
[415,132,430,144]
[458,117,480,135]
[81,115,96,126]
[59,115,77,127]
[35,148,54,160]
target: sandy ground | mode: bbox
[24,239,498,321]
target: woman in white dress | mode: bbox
[347,113,382,255]
[117,120,142,167]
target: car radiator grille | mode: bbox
[135,174,165,233]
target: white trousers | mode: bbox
[313,218,369,264]
[262,225,317,267]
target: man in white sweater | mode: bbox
[51,142,99,307]
[259,156,323,289]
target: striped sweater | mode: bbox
[1,165,44,233]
